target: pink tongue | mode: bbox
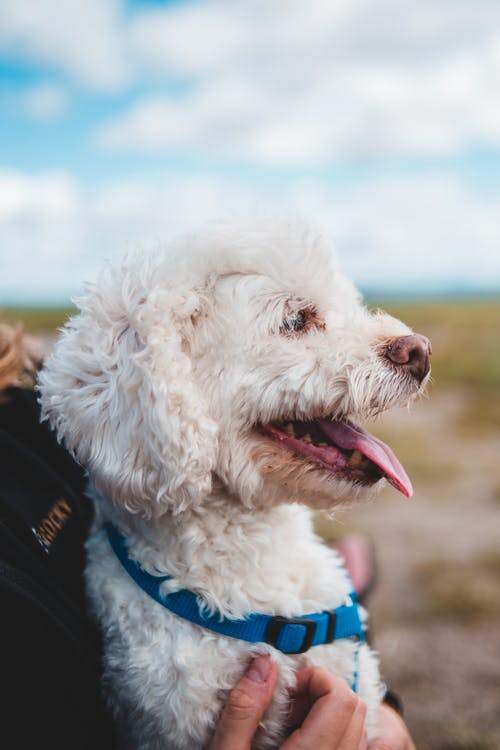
[317,419,413,498]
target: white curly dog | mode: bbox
[39,219,430,750]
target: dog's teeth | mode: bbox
[348,450,364,466]
[302,433,313,443]
[283,423,295,436]
[317,441,329,447]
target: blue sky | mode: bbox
[1,0,499,303]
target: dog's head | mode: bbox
[39,219,430,518]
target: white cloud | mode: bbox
[95,37,500,164]
[0,169,77,221]
[97,1,500,163]
[1,167,499,303]
[126,3,250,79]
[2,1,500,161]
[315,177,500,290]
[0,169,83,302]
[0,0,128,90]
[23,83,67,120]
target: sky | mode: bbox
[0,0,499,304]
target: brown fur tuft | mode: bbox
[0,323,42,392]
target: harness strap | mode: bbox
[105,523,365,658]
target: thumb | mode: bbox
[209,655,278,750]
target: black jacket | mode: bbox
[0,387,115,749]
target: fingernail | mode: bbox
[246,655,271,684]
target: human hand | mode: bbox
[368,703,416,750]
[208,656,368,750]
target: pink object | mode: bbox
[331,535,376,600]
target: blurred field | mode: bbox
[0,307,75,334]
[2,300,500,749]
[317,300,500,750]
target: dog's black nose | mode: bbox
[385,334,432,382]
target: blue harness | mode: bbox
[105,523,364,687]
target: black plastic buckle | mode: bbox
[265,616,317,654]
[325,611,337,643]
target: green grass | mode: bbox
[0,307,75,333]
[374,301,500,432]
[379,301,500,390]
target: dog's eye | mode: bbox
[281,310,308,334]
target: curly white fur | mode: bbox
[39,218,426,749]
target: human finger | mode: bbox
[337,700,367,750]
[282,667,366,750]
[208,655,278,750]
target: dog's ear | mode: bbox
[38,263,217,518]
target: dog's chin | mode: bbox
[247,436,384,511]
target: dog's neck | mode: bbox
[97,488,351,619]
